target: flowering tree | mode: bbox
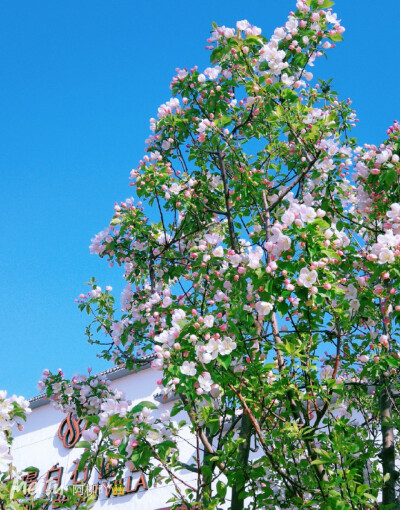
[35,0,400,508]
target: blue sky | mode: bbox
[1,0,399,398]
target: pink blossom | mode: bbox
[379,335,389,349]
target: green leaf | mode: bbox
[207,418,220,436]
[386,356,400,368]
[218,355,232,370]
[382,168,397,186]
[336,220,345,231]
[259,62,269,72]
[322,248,339,258]
[281,88,298,103]
[75,441,91,449]
[219,115,232,128]
[78,450,91,472]
[130,401,158,414]
[157,440,176,460]
[330,33,343,42]
[244,36,263,45]
[216,481,227,499]
[312,218,330,229]
[291,52,307,68]
[201,464,212,480]
[319,0,335,7]
[170,403,183,417]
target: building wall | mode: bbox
[12,367,196,510]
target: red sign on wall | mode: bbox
[57,413,86,448]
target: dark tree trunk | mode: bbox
[380,382,399,508]
[231,413,252,510]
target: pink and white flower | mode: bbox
[298,268,318,288]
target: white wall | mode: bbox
[12,367,196,510]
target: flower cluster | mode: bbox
[40,370,176,481]
[0,391,31,472]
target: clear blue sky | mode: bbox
[1,0,399,398]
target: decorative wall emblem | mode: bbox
[57,412,87,448]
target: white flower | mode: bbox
[387,203,400,222]
[236,19,250,31]
[320,365,333,381]
[272,27,286,42]
[180,361,197,377]
[100,398,118,415]
[376,149,391,164]
[90,287,102,298]
[379,248,395,264]
[161,296,173,308]
[298,268,318,288]
[198,373,213,392]
[111,321,125,338]
[214,290,227,303]
[172,309,186,325]
[212,246,224,257]
[325,12,338,24]
[160,410,170,422]
[52,383,62,393]
[0,400,13,420]
[204,233,222,245]
[197,350,213,364]
[345,284,357,301]
[198,118,212,133]
[205,339,220,360]
[247,246,263,269]
[228,253,242,267]
[141,407,152,418]
[245,96,257,107]
[157,98,180,119]
[147,429,161,444]
[170,183,181,195]
[82,427,98,443]
[204,66,221,80]
[156,233,171,245]
[255,301,273,317]
[219,337,237,355]
[349,299,360,313]
[0,433,12,471]
[203,315,215,328]
[176,68,188,80]
[259,43,288,76]
[285,15,298,33]
[299,205,316,223]
[37,380,46,392]
[281,73,295,87]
